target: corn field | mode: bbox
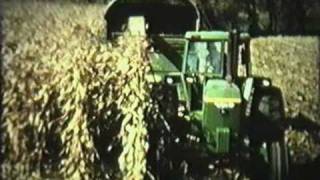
[1,1,157,179]
[251,37,319,121]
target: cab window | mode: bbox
[186,41,225,75]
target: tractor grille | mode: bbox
[215,128,230,153]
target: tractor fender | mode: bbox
[242,77,272,117]
[242,77,273,103]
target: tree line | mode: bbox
[82,0,320,35]
[200,0,320,36]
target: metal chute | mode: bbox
[104,0,201,39]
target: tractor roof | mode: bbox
[185,31,230,41]
[185,31,251,41]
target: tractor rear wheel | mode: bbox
[250,87,289,179]
[268,140,289,180]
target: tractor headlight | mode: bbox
[186,77,194,83]
[177,104,186,117]
[178,104,185,112]
[262,79,271,87]
[166,77,174,84]
[165,75,181,85]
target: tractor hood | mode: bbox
[105,0,200,38]
[204,79,241,107]
[202,79,242,153]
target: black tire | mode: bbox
[268,140,289,180]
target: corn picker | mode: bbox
[105,0,290,179]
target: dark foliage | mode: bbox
[198,0,320,35]
[90,0,320,35]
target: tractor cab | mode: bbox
[183,31,251,78]
[184,34,225,76]
[183,31,229,78]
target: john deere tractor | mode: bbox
[105,0,290,179]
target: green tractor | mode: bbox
[105,0,290,179]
